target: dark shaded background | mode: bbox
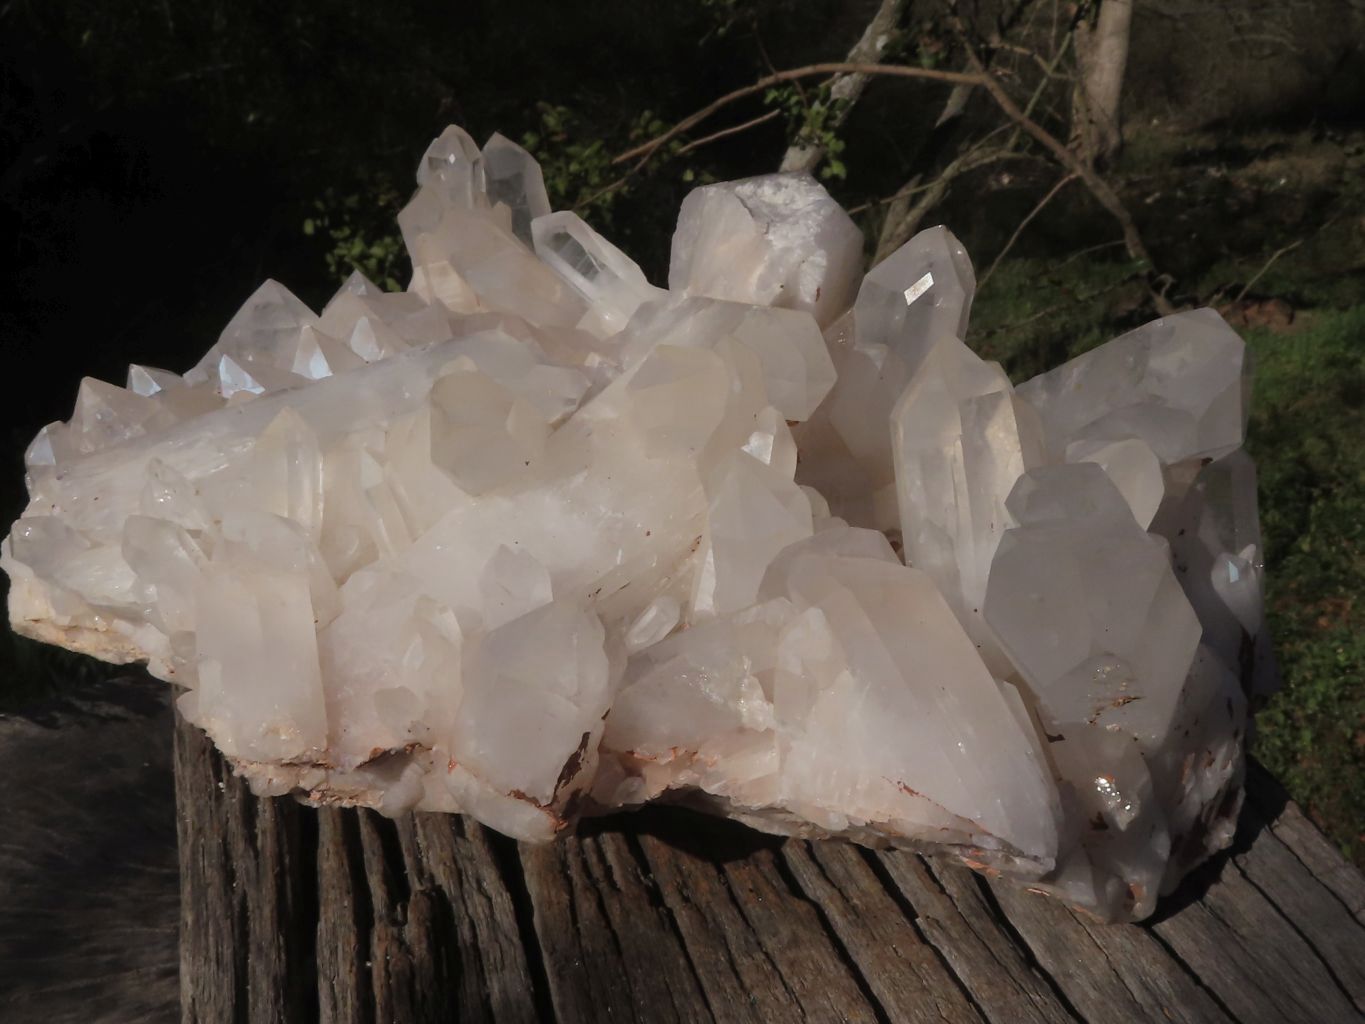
[0,1,814,445]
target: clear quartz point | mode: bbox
[1018,307,1250,466]
[184,280,321,386]
[813,227,979,524]
[482,132,552,246]
[856,225,975,361]
[669,173,864,327]
[532,211,665,336]
[2,126,1262,922]
[416,125,485,206]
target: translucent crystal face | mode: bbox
[669,173,864,328]
[2,126,1261,923]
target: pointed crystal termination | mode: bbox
[532,211,666,336]
[483,133,552,246]
[1017,307,1250,467]
[669,173,864,327]
[2,124,1264,921]
[890,335,1045,676]
[855,225,975,361]
[415,124,485,205]
[183,280,321,387]
[816,226,979,524]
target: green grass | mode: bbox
[968,254,1154,380]
[1245,306,1365,862]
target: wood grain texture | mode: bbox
[172,697,1365,1024]
[10,678,1364,1024]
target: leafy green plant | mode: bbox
[521,103,621,219]
[521,102,710,229]
[765,83,849,180]
[303,174,406,290]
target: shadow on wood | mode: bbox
[174,706,1365,1024]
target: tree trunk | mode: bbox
[778,0,907,175]
[1072,0,1134,166]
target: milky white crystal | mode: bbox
[2,126,1263,922]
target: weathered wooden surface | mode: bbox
[173,707,1365,1024]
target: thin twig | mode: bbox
[1233,238,1305,304]
[868,27,1068,258]
[1056,238,1125,268]
[989,40,1075,79]
[675,109,783,158]
[979,172,1077,289]
[950,23,1174,314]
[847,137,1026,215]
[573,171,635,214]
[847,179,935,216]
[866,119,1021,249]
[974,269,1147,340]
[612,62,983,168]
[573,107,789,212]
[873,146,1027,262]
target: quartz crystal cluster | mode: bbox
[2,126,1270,922]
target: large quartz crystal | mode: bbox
[2,125,1266,922]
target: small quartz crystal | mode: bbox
[2,126,1264,922]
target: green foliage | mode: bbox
[765,83,848,180]
[521,103,625,223]
[518,101,721,282]
[1194,217,1365,314]
[303,174,406,291]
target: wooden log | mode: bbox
[172,705,1365,1024]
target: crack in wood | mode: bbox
[1144,925,1245,1024]
[955,866,1087,1023]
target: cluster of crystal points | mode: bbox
[2,126,1272,922]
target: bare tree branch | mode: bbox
[978,171,1077,288]
[1233,238,1306,304]
[676,109,783,158]
[874,145,1019,262]
[950,26,1173,312]
[877,25,1068,263]
[989,40,1075,79]
[1057,238,1125,267]
[847,138,1028,215]
[611,62,985,169]
[613,33,1170,311]
[779,0,909,174]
